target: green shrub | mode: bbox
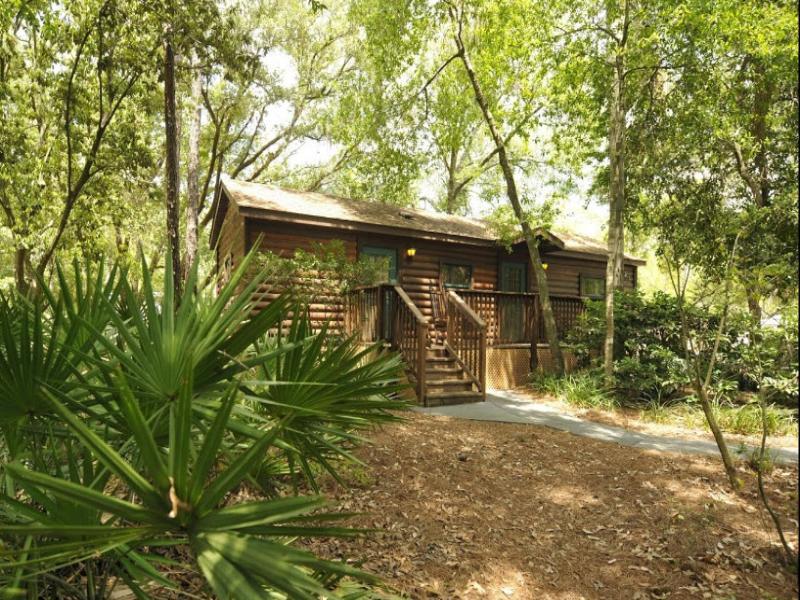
[0,252,406,598]
[530,371,618,411]
[567,290,799,409]
[257,239,389,303]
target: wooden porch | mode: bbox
[342,284,585,406]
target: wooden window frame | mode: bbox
[579,274,605,299]
[358,244,399,284]
[441,261,474,290]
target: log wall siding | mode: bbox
[216,200,246,285]
[232,218,639,328]
[502,247,636,296]
[245,221,356,326]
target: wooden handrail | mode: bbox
[459,289,586,302]
[394,285,428,325]
[457,289,586,348]
[370,285,428,405]
[446,290,487,400]
[447,290,485,328]
[348,283,388,293]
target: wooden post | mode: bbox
[417,324,427,405]
[479,323,487,401]
[530,296,540,371]
[375,285,384,342]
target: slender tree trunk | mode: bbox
[14,247,28,295]
[184,58,202,278]
[751,60,771,209]
[452,25,565,374]
[603,18,628,384]
[445,147,459,214]
[755,389,795,565]
[163,37,182,296]
[669,249,741,490]
[745,287,763,323]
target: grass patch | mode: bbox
[639,397,796,437]
[530,371,618,411]
[532,372,798,438]
[684,401,797,437]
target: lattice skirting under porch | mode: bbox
[487,346,578,389]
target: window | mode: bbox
[359,246,397,283]
[623,268,635,287]
[580,275,605,299]
[442,263,472,289]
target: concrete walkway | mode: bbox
[415,388,799,465]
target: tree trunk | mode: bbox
[453,29,565,374]
[745,286,763,323]
[678,288,740,489]
[14,247,28,295]
[184,58,202,278]
[603,19,628,384]
[445,146,459,214]
[163,37,182,297]
[751,60,772,209]
[669,248,741,490]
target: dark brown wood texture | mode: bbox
[445,291,487,399]
[215,200,246,285]
[217,217,637,335]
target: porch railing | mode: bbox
[446,291,487,399]
[343,284,428,401]
[457,290,585,346]
[342,285,383,343]
[389,286,428,401]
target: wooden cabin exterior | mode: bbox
[210,178,645,406]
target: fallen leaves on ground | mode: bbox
[304,413,799,599]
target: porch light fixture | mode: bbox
[406,247,417,258]
[542,262,549,270]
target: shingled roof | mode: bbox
[211,178,645,264]
[214,178,494,242]
[543,230,645,264]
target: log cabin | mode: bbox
[210,177,645,406]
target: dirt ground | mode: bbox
[306,413,799,599]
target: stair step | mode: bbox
[426,379,473,392]
[426,365,461,372]
[425,367,463,379]
[425,355,456,363]
[424,390,484,407]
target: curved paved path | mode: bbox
[414,388,798,465]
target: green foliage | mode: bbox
[643,399,797,438]
[567,290,697,402]
[530,371,618,411]
[257,240,389,306]
[0,251,406,598]
[567,290,799,409]
[485,202,559,252]
[624,0,799,306]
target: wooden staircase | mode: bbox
[343,283,486,407]
[410,344,484,406]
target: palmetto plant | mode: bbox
[0,252,406,599]
[0,261,120,459]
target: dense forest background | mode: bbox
[2,0,796,306]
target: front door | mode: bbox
[499,261,527,343]
[359,246,398,339]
